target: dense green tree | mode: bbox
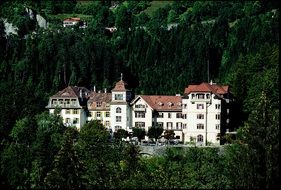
[147,125,164,142]
[44,127,84,189]
[132,127,146,142]
[114,128,128,140]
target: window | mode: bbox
[65,118,70,123]
[135,104,145,108]
[115,94,123,100]
[97,112,101,118]
[197,104,204,109]
[59,99,63,105]
[73,118,79,124]
[168,113,172,118]
[183,124,187,129]
[116,116,121,122]
[215,104,221,109]
[176,113,182,118]
[176,122,182,130]
[216,114,220,120]
[65,99,70,105]
[206,94,210,99]
[52,99,57,105]
[135,112,145,118]
[182,114,187,119]
[135,122,145,128]
[197,124,204,129]
[106,112,110,117]
[197,134,203,142]
[88,111,93,117]
[97,102,102,107]
[191,94,195,99]
[183,104,187,109]
[106,121,110,127]
[157,112,164,118]
[116,107,121,113]
[197,114,204,119]
[197,94,205,99]
[71,99,76,105]
[157,122,163,127]
[216,124,220,130]
[167,122,173,129]
[73,109,78,114]
[66,109,70,114]
[115,125,122,131]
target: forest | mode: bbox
[0,0,279,189]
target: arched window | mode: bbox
[197,134,203,142]
[116,107,121,113]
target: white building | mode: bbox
[46,79,233,145]
[130,95,185,141]
[182,81,231,145]
[46,86,90,130]
[110,78,133,133]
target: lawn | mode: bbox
[143,1,173,17]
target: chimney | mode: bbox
[104,88,107,93]
[98,90,101,93]
[210,80,213,85]
[93,85,96,92]
[79,89,83,98]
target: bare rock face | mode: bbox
[3,19,18,36]
[36,14,48,29]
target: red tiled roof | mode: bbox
[88,92,112,110]
[51,86,90,98]
[184,83,229,96]
[112,80,128,91]
[140,95,182,111]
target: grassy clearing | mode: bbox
[143,1,173,17]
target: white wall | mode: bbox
[184,93,221,145]
[131,98,153,132]
[49,108,86,130]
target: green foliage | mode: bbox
[132,127,146,142]
[147,125,163,141]
[0,1,279,188]
[163,129,175,141]
[114,128,128,140]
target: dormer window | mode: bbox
[115,94,123,100]
[167,102,173,107]
[97,102,102,107]
[158,102,163,106]
[177,102,182,107]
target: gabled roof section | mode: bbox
[51,86,90,98]
[184,82,229,97]
[140,95,182,111]
[112,80,128,91]
[88,92,112,103]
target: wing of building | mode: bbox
[46,80,234,145]
[46,86,90,129]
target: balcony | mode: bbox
[134,107,146,112]
[190,98,211,103]
[49,103,80,108]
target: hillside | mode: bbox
[0,0,279,189]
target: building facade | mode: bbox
[46,79,233,145]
